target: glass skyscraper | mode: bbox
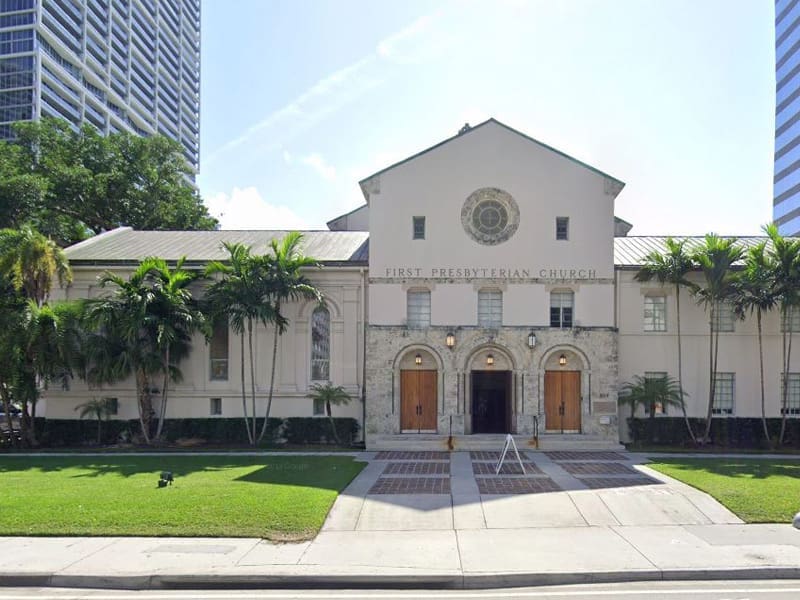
[0,0,200,175]
[775,0,800,235]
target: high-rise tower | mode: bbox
[775,0,800,234]
[0,0,200,175]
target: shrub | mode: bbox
[284,417,359,445]
[626,417,800,449]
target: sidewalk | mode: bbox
[1,449,799,590]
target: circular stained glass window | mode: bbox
[461,188,520,245]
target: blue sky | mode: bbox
[197,0,775,235]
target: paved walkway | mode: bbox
[1,450,799,590]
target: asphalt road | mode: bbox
[2,581,800,599]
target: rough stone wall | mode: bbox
[365,325,619,441]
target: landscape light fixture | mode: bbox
[415,353,422,366]
[446,332,456,349]
[486,354,495,366]
[559,354,567,366]
[527,332,536,348]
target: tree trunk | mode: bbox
[97,417,102,444]
[326,399,341,445]
[258,303,281,444]
[703,303,718,444]
[780,324,793,444]
[757,309,771,448]
[675,284,695,443]
[248,318,257,445]
[155,346,170,441]
[240,332,253,445]
[136,369,151,444]
[0,383,17,448]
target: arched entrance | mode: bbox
[541,348,586,433]
[467,346,514,434]
[398,348,438,433]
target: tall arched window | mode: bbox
[311,306,330,381]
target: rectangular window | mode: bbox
[407,290,431,328]
[643,296,667,332]
[412,216,425,240]
[477,289,502,328]
[782,373,800,415]
[712,373,735,415]
[104,397,118,416]
[550,291,574,328]
[209,319,229,380]
[556,217,569,241]
[712,302,735,332]
[210,397,222,416]
[644,371,668,415]
[781,306,800,332]
[313,398,325,416]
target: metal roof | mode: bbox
[614,236,776,268]
[65,228,369,265]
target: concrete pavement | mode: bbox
[0,449,799,590]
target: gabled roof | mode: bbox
[65,228,369,266]
[614,236,775,268]
[359,118,625,200]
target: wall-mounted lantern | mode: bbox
[527,332,536,349]
[558,353,567,366]
[486,354,495,366]
[415,353,422,366]
[446,332,456,349]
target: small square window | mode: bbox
[712,302,735,332]
[644,296,667,332]
[413,216,425,240]
[712,373,735,415]
[210,397,222,416]
[313,398,325,416]
[556,217,569,241]
[104,397,118,416]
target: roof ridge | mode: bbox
[64,226,132,253]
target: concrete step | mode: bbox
[368,433,623,452]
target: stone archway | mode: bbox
[395,346,442,434]
[464,344,516,434]
[539,346,590,433]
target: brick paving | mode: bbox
[560,462,637,475]
[383,462,450,475]
[373,451,451,461]
[369,477,451,494]
[545,451,627,462]
[470,451,502,460]
[472,461,543,475]
[580,477,659,489]
[476,477,561,495]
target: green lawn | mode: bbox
[0,455,365,540]
[648,458,800,523]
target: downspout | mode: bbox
[360,267,368,446]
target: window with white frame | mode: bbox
[712,373,735,415]
[311,306,330,381]
[478,289,502,328]
[210,397,222,416]
[407,290,431,328]
[209,319,229,380]
[781,306,800,332]
[712,302,735,332]
[643,371,668,415]
[782,373,800,415]
[643,296,667,332]
[550,291,574,328]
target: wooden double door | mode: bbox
[544,371,581,432]
[400,370,438,432]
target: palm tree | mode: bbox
[306,383,353,445]
[0,226,72,306]
[691,234,744,444]
[765,224,800,445]
[257,233,322,444]
[204,242,280,445]
[732,241,777,447]
[75,397,117,444]
[83,257,201,444]
[635,238,697,443]
[618,374,686,444]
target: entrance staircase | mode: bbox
[367,433,624,452]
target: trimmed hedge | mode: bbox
[29,416,359,448]
[627,417,800,448]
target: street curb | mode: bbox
[4,566,800,590]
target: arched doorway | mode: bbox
[398,348,438,433]
[542,348,585,433]
[467,346,514,434]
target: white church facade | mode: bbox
[49,119,798,449]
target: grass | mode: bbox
[647,457,800,523]
[0,455,365,540]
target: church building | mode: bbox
[50,119,795,449]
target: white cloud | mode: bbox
[204,187,311,230]
[301,153,337,181]
[377,14,436,60]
